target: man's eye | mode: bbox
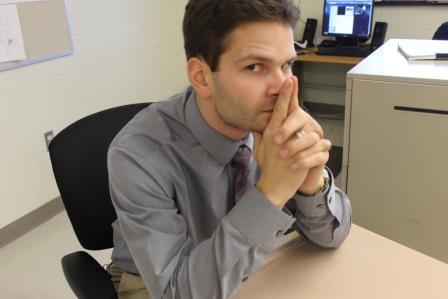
[246,64,261,72]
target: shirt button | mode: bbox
[276,230,284,238]
[242,276,248,283]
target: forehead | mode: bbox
[222,21,296,64]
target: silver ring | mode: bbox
[296,129,305,139]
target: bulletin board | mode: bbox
[0,0,73,72]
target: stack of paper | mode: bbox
[398,40,448,61]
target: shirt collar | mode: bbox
[185,88,253,166]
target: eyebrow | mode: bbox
[235,54,297,65]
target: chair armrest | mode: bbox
[61,251,118,299]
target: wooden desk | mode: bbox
[296,48,363,65]
[232,225,448,299]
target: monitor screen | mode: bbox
[322,0,374,39]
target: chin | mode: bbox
[249,123,268,134]
[232,117,268,135]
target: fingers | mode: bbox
[282,138,331,171]
[268,78,293,130]
[278,132,321,158]
[306,113,324,139]
[288,76,300,114]
[274,112,323,145]
[283,136,331,158]
[291,151,330,171]
[274,109,308,145]
[293,138,331,159]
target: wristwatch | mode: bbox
[311,168,330,196]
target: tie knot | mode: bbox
[232,145,251,167]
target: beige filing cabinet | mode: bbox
[342,39,448,263]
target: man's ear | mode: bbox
[187,57,213,98]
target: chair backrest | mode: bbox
[49,103,150,250]
[433,21,448,40]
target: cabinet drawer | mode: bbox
[347,80,448,262]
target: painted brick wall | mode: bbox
[0,0,189,228]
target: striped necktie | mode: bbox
[232,145,252,201]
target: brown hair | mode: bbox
[183,0,300,71]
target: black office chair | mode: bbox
[49,103,151,299]
[433,21,448,40]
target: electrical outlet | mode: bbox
[44,130,54,151]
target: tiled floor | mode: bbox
[0,212,112,299]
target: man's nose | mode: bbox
[266,69,290,97]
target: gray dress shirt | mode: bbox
[108,86,352,299]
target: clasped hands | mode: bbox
[253,76,331,208]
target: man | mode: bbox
[107,1,352,298]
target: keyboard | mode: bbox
[315,46,372,57]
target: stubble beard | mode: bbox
[218,109,266,134]
[213,90,267,135]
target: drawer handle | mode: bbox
[394,106,448,116]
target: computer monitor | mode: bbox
[322,0,374,46]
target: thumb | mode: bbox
[252,131,262,150]
[252,131,263,165]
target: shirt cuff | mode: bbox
[293,168,342,224]
[225,187,295,252]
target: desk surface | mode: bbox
[232,225,448,299]
[297,48,363,65]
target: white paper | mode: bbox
[0,4,26,63]
[398,40,448,61]
[0,1,44,4]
